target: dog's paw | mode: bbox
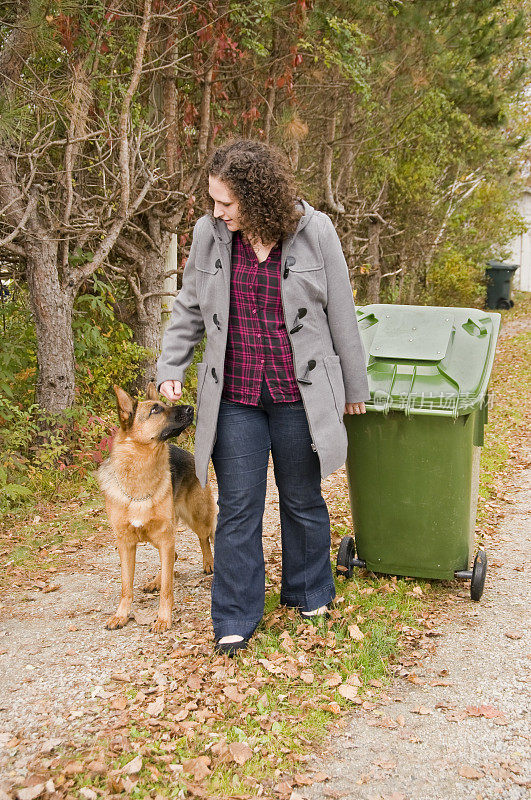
[203,559,214,575]
[105,614,129,630]
[151,617,172,634]
[142,576,161,593]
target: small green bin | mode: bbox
[339,304,501,600]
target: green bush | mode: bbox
[422,249,486,308]
[73,276,150,408]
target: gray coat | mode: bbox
[156,200,370,488]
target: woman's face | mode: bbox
[208,175,241,231]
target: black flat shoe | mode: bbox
[300,604,331,619]
[214,635,250,656]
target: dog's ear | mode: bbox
[146,382,158,401]
[113,385,136,430]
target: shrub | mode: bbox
[422,249,486,308]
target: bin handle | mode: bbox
[462,317,488,337]
[364,403,459,418]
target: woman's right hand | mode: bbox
[159,380,182,401]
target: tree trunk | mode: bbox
[25,235,76,412]
[131,237,170,390]
[366,216,383,304]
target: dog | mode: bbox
[97,383,215,633]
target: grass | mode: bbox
[476,291,531,531]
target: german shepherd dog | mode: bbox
[97,383,215,633]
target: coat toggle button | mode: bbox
[290,307,307,334]
[297,359,316,385]
[283,255,296,278]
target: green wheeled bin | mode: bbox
[485,260,518,310]
[337,304,501,601]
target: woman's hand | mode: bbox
[159,380,182,401]
[344,402,366,415]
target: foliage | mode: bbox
[72,275,150,408]
[421,248,486,308]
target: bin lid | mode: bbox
[486,260,518,271]
[356,304,501,417]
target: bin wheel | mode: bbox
[509,299,514,307]
[337,535,355,579]
[470,549,487,601]
[496,298,511,310]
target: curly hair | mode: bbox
[203,139,302,244]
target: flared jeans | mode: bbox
[210,378,336,641]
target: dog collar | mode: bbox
[110,469,154,503]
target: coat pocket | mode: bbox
[324,355,346,421]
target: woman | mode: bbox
[157,139,369,654]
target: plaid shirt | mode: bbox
[222,230,302,405]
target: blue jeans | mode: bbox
[211,379,336,641]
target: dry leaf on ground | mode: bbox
[122,755,143,775]
[146,695,164,717]
[348,624,364,641]
[182,755,211,781]
[228,742,253,765]
[16,786,45,800]
[458,765,484,780]
[338,684,360,702]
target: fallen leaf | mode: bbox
[146,695,164,717]
[64,761,84,775]
[229,742,253,765]
[112,695,127,710]
[274,781,293,798]
[312,772,329,782]
[300,669,314,684]
[259,658,282,674]
[326,672,342,687]
[187,674,202,691]
[40,738,62,753]
[16,786,44,800]
[504,630,523,640]
[294,773,313,786]
[182,755,211,781]
[348,624,364,641]
[458,765,484,780]
[326,701,341,714]
[87,760,106,774]
[122,754,143,775]
[133,608,156,626]
[338,684,359,702]
[411,705,432,715]
[79,789,97,800]
[223,685,245,703]
[282,661,299,679]
[111,672,131,683]
[465,705,507,722]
